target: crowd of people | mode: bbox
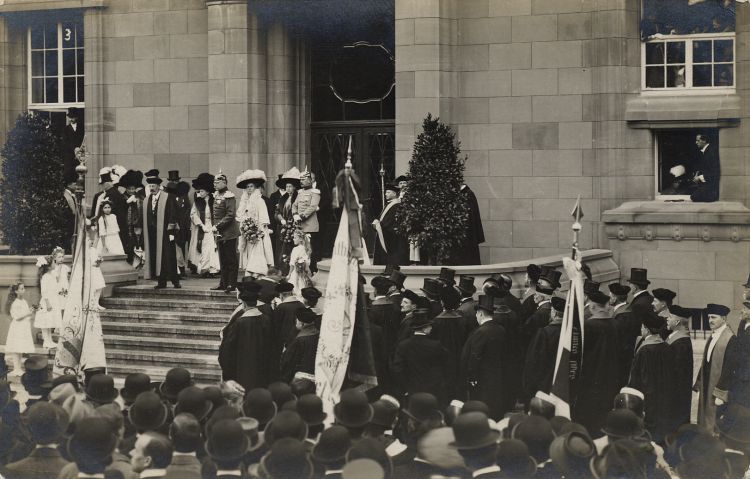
[2,259,749,478]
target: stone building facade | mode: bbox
[0,0,748,311]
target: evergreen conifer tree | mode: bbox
[0,113,69,254]
[396,114,469,264]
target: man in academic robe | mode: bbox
[583,279,600,320]
[628,310,679,443]
[211,172,240,293]
[457,275,478,325]
[522,296,565,403]
[386,269,406,307]
[695,303,737,432]
[666,304,694,427]
[689,133,721,203]
[574,290,622,436]
[142,170,181,289]
[652,287,676,339]
[372,183,403,266]
[419,278,444,319]
[119,170,145,265]
[452,183,485,265]
[280,308,320,383]
[522,269,560,339]
[61,107,85,179]
[218,282,273,391]
[430,285,474,400]
[460,295,509,420]
[609,283,636,389]
[91,167,128,249]
[391,308,455,406]
[627,268,654,340]
[396,290,423,343]
[272,281,307,350]
[369,275,402,361]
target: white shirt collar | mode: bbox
[633,289,648,298]
[139,469,168,478]
[712,324,727,338]
[172,451,196,457]
[701,144,709,153]
[614,302,627,311]
[473,466,501,477]
[325,470,343,476]
[215,470,243,477]
[77,474,105,479]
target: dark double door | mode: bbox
[311,121,395,258]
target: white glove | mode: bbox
[203,225,211,233]
[169,235,175,242]
[280,219,287,226]
[715,398,725,406]
[293,214,302,222]
[126,195,137,204]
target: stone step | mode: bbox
[99,309,230,326]
[113,285,239,302]
[106,362,221,383]
[101,322,220,341]
[100,297,237,313]
[105,348,219,367]
[103,335,219,354]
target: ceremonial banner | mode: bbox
[549,257,586,418]
[54,201,107,377]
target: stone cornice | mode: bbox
[0,0,105,13]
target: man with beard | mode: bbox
[142,169,181,289]
[523,296,565,403]
[574,290,621,435]
[666,304,694,427]
[461,295,508,419]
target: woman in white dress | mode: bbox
[34,247,69,349]
[96,199,125,255]
[236,169,274,278]
[5,282,35,376]
[189,173,221,277]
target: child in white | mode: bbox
[97,200,125,255]
[88,226,106,311]
[5,282,35,376]
[287,230,313,297]
[35,248,68,349]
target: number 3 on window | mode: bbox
[64,28,72,42]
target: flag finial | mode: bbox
[570,196,583,260]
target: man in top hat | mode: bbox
[293,167,321,272]
[627,267,654,326]
[21,356,52,409]
[520,264,542,320]
[164,171,191,277]
[523,296,565,404]
[130,432,173,478]
[695,303,737,432]
[386,268,406,307]
[451,182,485,266]
[119,169,145,264]
[461,295,510,420]
[574,290,622,435]
[583,279,601,320]
[666,305,694,427]
[628,310,680,442]
[3,402,70,479]
[419,278,444,319]
[211,171,240,293]
[609,283,637,388]
[369,276,402,362]
[62,107,85,178]
[91,166,128,247]
[280,308,320,383]
[142,169,181,289]
[391,308,455,407]
[432,285,475,390]
[272,280,307,351]
[457,275,477,324]
[372,183,404,266]
[523,268,561,334]
[219,281,274,390]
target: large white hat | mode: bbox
[236,169,267,189]
[276,167,301,188]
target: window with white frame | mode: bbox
[642,33,735,91]
[28,21,84,108]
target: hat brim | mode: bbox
[458,285,477,295]
[600,426,646,439]
[120,387,152,404]
[237,179,265,189]
[175,400,214,422]
[85,389,120,404]
[332,403,373,428]
[129,402,169,431]
[449,429,500,450]
[474,304,493,313]
[159,380,194,402]
[145,178,163,185]
[276,178,301,189]
[205,435,249,462]
[420,289,440,298]
[300,411,328,426]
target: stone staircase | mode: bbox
[99,284,237,383]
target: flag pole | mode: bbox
[570,195,583,260]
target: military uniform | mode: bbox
[212,188,240,291]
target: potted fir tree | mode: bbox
[396,114,470,265]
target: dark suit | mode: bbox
[391,334,455,406]
[667,331,694,427]
[61,123,84,178]
[452,185,485,265]
[4,447,70,479]
[164,453,201,479]
[690,143,721,202]
[461,319,509,419]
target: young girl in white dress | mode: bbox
[88,225,106,311]
[34,247,69,349]
[236,170,274,278]
[97,199,125,255]
[5,282,35,376]
[287,230,313,297]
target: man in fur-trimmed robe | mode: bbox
[142,169,181,289]
[372,184,403,266]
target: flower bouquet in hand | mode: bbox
[279,218,299,245]
[240,217,264,245]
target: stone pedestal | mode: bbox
[603,201,750,317]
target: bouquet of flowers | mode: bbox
[240,217,264,245]
[280,219,299,245]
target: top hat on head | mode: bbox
[243,388,277,426]
[588,290,610,306]
[409,308,433,330]
[539,269,562,290]
[192,172,215,193]
[129,391,168,431]
[205,418,249,462]
[527,264,542,283]
[144,169,162,185]
[438,268,456,286]
[174,386,213,422]
[549,431,596,477]
[706,303,730,316]
[389,270,406,290]
[25,401,69,444]
[608,283,631,297]
[260,438,313,479]
[264,410,308,446]
[450,411,500,450]
[457,276,476,296]
[583,280,600,297]
[301,287,322,303]
[85,374,119,405]
[511,415,555,463]
[439,285,460,305]
[334,389,373,428]
[167,170,181,182]
[296,394,327,426]
[627,268,650,287]
[404,392,442,423]
[420,278,443,299]
[68,417,118,465]
[159,368,193,403]
[653,288,676,303]
[118,170,144,189]
[120,373,152,404]
[668,304,692,319]
[236,169,267,189]
[370,397,399,428]
[601,409,645,439]
[176,181,190,196]
[67,107,81,119]
[276,167,302,189]
[474,295,494,313]
[496,439,537,479]
[313,425,352,464]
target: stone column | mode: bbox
[207,0,252,184]
[83,7,108,196]
[0,16,27,152]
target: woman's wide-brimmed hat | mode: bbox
[276,167,301,189]
[191,173,215,193]
[237,169,267,189]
